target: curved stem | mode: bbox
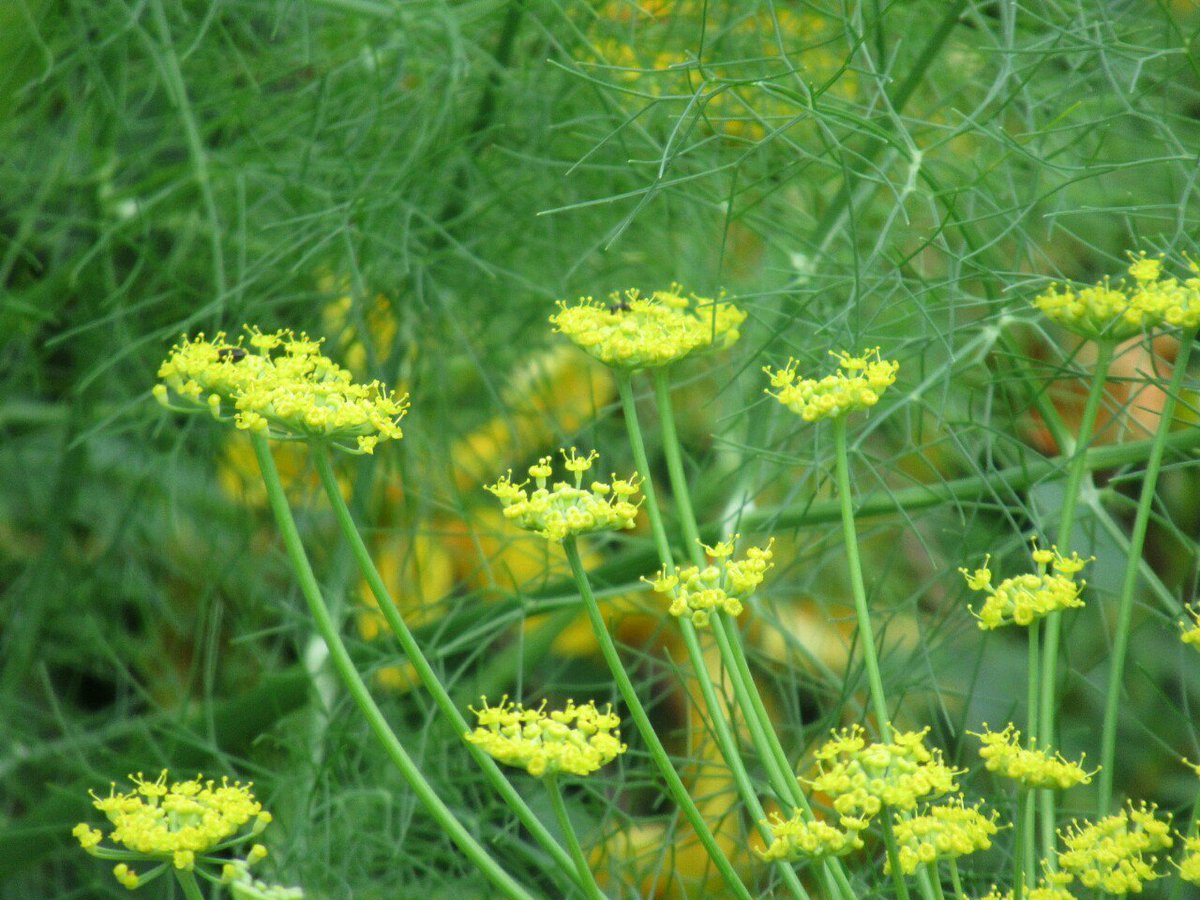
[1097,330,1196,814]
[310,447,583,892]
[543,776,606,900]
[251,435,533,900]
[1038,339,1113,868]
[833,415,892,737]
[563,536,753,900]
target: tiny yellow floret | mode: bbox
[156,327,408,454]
[1057,801,1173,893]
[484,448,642,542]
[550,284,746,370]
[960,540,1089,629]
[757,811,864,862]
[972,723,1094,790]
[1032,251,1200,341]
[643,536,774,626]
[763,348,898,422]
[1180,605,1200,650]
[886,796,1001,875]
[465,697,627,777]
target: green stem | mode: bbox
[251,435,534,900]
[947,858,965,900]
[880,813,912,900]
[833,415,892,737]
[310,447,584,892]
[1012,788,1030,900]
[174,870,206,900]
[563,537,753,900]
[1038,339,1114,868]
[1097,330,1196,814]
[926,861,946,900]
[615,372,673,562]
[543,776,606,900]
[1027,621,1040,746]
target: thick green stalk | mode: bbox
[251,435,534,900]
[174,870,205,900]
[544,776,606,900]
[1038,339,1114,867]
[832,415,892,737]
[1097,331,1196,814]
[563,537,753,900]
[880,813,912,900]
[947,859,965,900]
[310,447,584,892]
[926,861,946,900]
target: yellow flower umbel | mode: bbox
[73,771,273,890]
[1180,604,1200,650]
[643,537,774,627]
[1033,252,1200,342]
[1057,801,1173,893]
[550,284,746,370]
[465,697,627,778]
[982,883,1075,900]
[960,542,1089,629]
[972,723,1094,791]
[763,348,899,422]
[805,725,963,831]
[485,448,642,542]
[154,327,408,454]
[886,796,1001,875]
[757,813,864,863]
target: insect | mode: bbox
[607,301,632,314]
[216,346,248,362]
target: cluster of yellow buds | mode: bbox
[1033,251,1200,341]
[550,284,746,370]
[485,448,642,542]
[1056,801,1173,893]
[1180,605,1200,650]
[1177,834,1200,884]
[465,697,627,777]
[886,796,1001,876]
[959,542,1089,629]
[806,726,963,830]
[73,771,273,889]
[972,723,1093,791]
[982,883,1074,900]
[763,348,899,422]
[154,327,408,454]
[221,858,306,899]
[757,812,864,863]
[643,537,774,626]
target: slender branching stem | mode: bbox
[544,775,607,900]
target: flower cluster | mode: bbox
[757,812,864,863]
[550,284,746,370]
[73,771,274,889]
[1056,802,1173,893]
[982,883,1074,900]
[886,797,1001,875]
[643,537,774,626]
[465,697,627,777]
[154,327,408,454]
[485,448,642,542]
[972,724,1094,791]
[1180,605,1200,650]
[960,542,1089,630]
[763,348,899,422]
[1033,252,1200,341]
[1177,834,1200,884]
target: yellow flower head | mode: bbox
[1033,251,1200,341]
[1177,833,1200,885]
[959,540,1089,630]
[1180,605,1200,650]
[550,284,746,370]
[972,723,1094,791]
[642,536,774,627]
[465,697,627,777]
[484,448,642,542]
[74,771,272,887]
[982,883,1075,900]
[763,348,899,422]
[757,811,864,863]
[806,725,963,829]
[886,796,1001,875]
[154,327,408,454]
[1057,801,1173,893]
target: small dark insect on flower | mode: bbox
[216,347,248,362]
[607,301,632,314]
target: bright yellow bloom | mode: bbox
[886,796,1001,875]
[960,541,1089,629]
[1033,251,1200,342]
[806,725,962,829]
[1057,801,1173,893]
[643,537,773,626]
[1180,605,1200,649]
[972,723,1094,791]
[982,882,1075,900]
[75,771,273,889]
[485,448,642,542]
[154,327,408,454]
[550,284,746,370]
[763,348,898,422]
[465,697,627,777]
[757,812,863,862]
[1176,834,1200,884]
